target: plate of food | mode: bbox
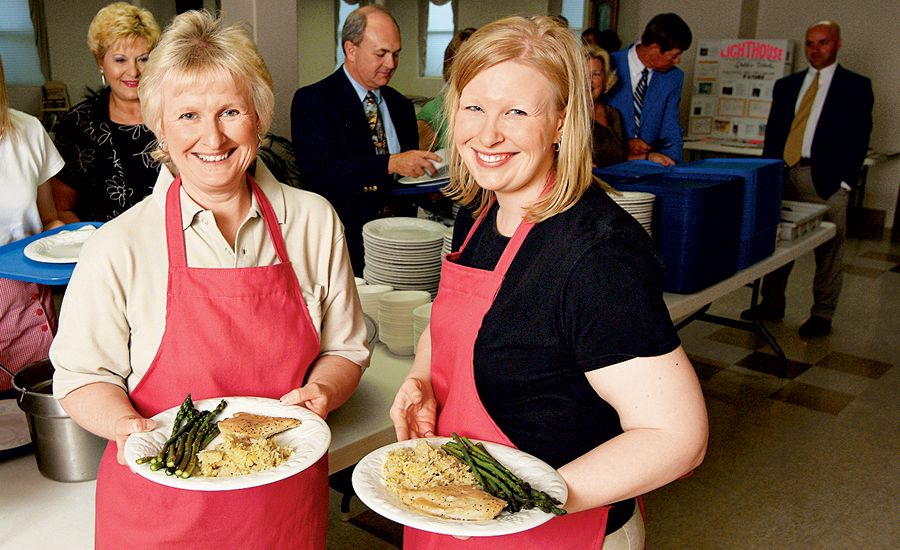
[351,435,567,537]
[23,225,97,263]
[124,395,331,491]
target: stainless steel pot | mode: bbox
[6,359,106,482]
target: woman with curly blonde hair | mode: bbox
[586,44,629,167]
[52,2,161,222]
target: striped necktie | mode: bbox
[783,70,819,167]
[633,68,649,136]
[364,91,387,155]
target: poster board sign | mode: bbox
[688,39,794,142]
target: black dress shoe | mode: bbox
[799,315,832,338]
[740,304,785,321]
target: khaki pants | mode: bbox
[761,165,848,319]
[603,503,645,550]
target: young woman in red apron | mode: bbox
[391,15,707,550]
[93,176,328,549]
[402,207,613,550]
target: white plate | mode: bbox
[0,399,31,452]
[363,218,448,245]
[23,226,96,263]
[124,396,331,491]
[398,150,449,185]
[352,437,567,537]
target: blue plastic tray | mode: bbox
[594,160,671,186]
[0,222,102,285]
[673,158,783,269]
[614,174,744,294]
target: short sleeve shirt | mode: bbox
[53,87,160,221]
[451,185,680,468]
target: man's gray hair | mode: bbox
[341,5,399,53]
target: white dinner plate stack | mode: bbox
[378,291,431,356]
[441,227,453,258]
[609,191,655,236]
[362,218,446,297]
[411,302,433,354]
[357,284,394,322]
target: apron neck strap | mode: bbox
[164,173,290,268]
[457,197,534,277]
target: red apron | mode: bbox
[404,204,611,550]
[94,175,328,550]
[0,279,56,391]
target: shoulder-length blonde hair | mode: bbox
[139,10,274,164]
[443,16,594,223]
[87,2,161,62]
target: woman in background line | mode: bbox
[390,16,707,549]
[585,45,629,168]
[0,55,64,391]
[52,2,161,222]
[416,27,477,152]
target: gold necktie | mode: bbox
[783,71,819,167]
[364,91,387,155]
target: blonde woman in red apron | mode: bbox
[51,13,366,549]
[390,17,708,550]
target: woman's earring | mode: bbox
[158,137,167,151]
[552,142,560,153]
[100,71,107,87]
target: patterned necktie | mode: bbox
[783,70,820,167]
[632,68,649,136]
[364,91,388,155]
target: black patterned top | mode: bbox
[53,88,160,221]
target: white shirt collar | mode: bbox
[626,44,652,90]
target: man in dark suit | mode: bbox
[742,20,873,337]
[291,6,440,274]
[606,13,692,165]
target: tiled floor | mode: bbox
[325,232,900,549]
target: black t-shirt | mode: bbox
[53,88,160,221]
[452,185,680,470]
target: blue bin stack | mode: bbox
[593,160,671,186]
[614,173,744,294]
[673,158,784,270]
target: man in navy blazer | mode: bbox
[742,21,873,337]
[292,6,439,274]
[606,13,692,165]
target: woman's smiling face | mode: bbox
[98,37,151,104]
[453,60,563,202]
[159,72,259,193]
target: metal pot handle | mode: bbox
[0,362,16,381]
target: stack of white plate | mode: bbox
[378,291,431,355]
[441,227,453,257]
[357,284,393,322]
[411,302,433,354]
[362,218,446,297]
[609,191,655,236]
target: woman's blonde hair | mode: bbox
[443,16,594,223]
[87,2,161,62]
[139,10,275,163]
[584,44,618,94]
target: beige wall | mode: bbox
[10,0,897,224]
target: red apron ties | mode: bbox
[94,175,328,550]
[405,204,610,550]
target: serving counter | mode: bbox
[0,344,413,549]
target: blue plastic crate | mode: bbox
[615,173,744,294]
[672,158,783,269]
[594,160,671,186]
